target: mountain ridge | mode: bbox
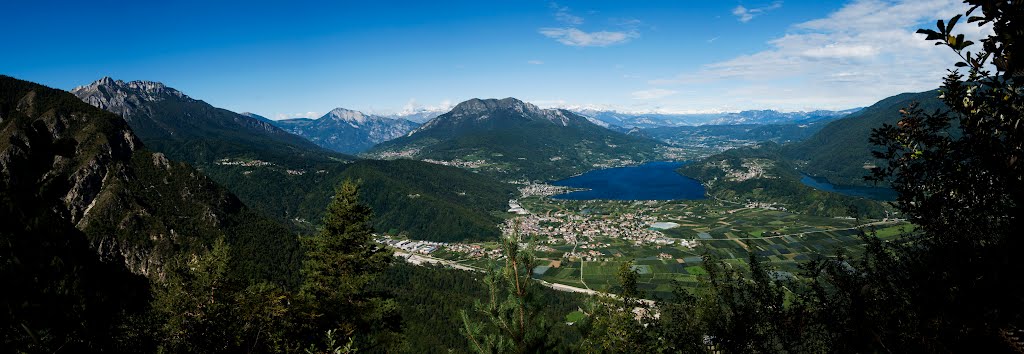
[783,89,946,186]
[370,97,666,181]
[274,107,419,154]
[1,74,301,284]
[71,77,343,167]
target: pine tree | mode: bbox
[461,224,552,353]
[297,179,396,349]
[580,261,660,353]
[151,237,238,353]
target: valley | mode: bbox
[6,1,1020,352]
[378,184,907,299]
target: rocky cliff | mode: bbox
[1,75,299,283]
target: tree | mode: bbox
[461,226,552,353]
[668,254,812,353]
[580,261,660,353]
[809,0,1024,350]
[151,237,239,353]
[297,179,397,350]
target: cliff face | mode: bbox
[1,75,299,283]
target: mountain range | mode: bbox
[71,77,340,167]
[575,108,861,129]
[388,107,448,123]
[677,87,946,217]
[69,77,513,242]
[369,97,666,181]
[0,75,300,284]
[273,108,419,154]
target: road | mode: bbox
[394,250,653,305]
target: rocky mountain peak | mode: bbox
[424,97,576,130]
[450,97,539,116]
[324,108,371,124]
[74,77,186,100]
[72,77,191,118]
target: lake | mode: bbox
[550,161,706,201]
[799,173,897,200]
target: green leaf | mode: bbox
[946,14,961,33]
[917,29,943,41]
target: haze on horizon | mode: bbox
[2,0,988,119]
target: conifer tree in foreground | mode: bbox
[461,224,552,353]
[579,261,660,353]
[298,179,398,351]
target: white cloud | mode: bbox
[801,43,879,59]
[540,3,641,47]
[732,1,783,23]
[400,98,453,115]
[274,112,322,120]
[631,88,678,100]
[539,27,638,47]
[649,0,990,110]
[527,60,544,65]
[550,2,584,25]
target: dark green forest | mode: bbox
[339,159,516,242]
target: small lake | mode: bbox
[551,161,706,201]
[799,174,897,201]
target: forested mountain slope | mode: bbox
[783,90,946,186]
[72,77,512,241]
[370,97,665,181]
[1,75,301,285]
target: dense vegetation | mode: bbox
[679,142,890,218]
[373,263,585,353]
[340,159,515,242]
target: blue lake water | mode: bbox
[799,174,897,201]
[551,161,706,201]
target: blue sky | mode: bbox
[2,0,980,119]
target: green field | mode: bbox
[565,311,585,324]
[426,196,908,299]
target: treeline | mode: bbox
[340,159,516,242]
[203,158,516,242]
[371,263,585,352]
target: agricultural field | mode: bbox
[414,195,908,300]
